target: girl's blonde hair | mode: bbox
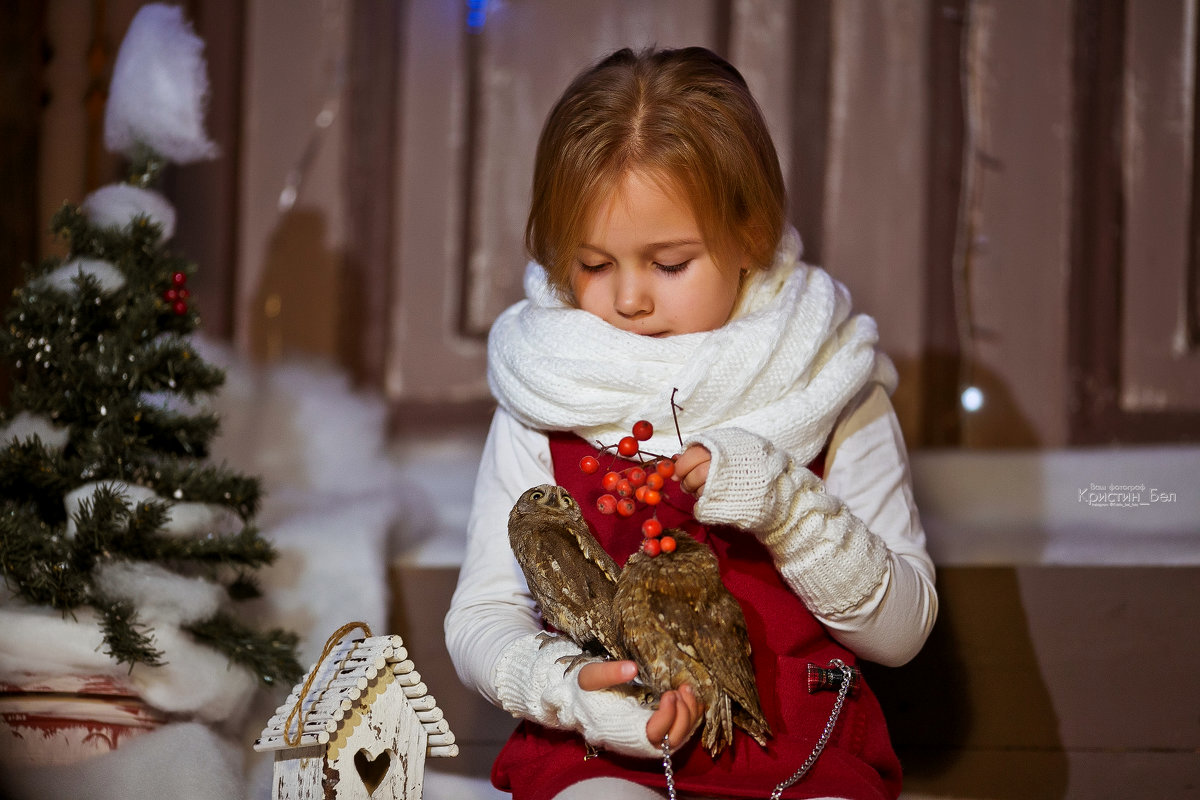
[525,46,786,299]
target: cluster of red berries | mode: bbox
[163,271,191,315]
[579,419,678,556]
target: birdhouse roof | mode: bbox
[253,633,456,757]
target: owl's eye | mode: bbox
[561,496,575,508]
[530,490,544,501]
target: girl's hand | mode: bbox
[672,444,712,496]
[577,660,703,750]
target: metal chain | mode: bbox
[769,659,854,799]
[658,659,853,800]
[661,734,677,800]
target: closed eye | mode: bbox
[654,260,691,275]
[577,260,609,274]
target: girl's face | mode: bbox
[569,171,743,337]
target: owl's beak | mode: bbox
[551,486,572,509]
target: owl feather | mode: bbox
[614,530,771,757]
[508,484,626,668]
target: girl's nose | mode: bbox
[614,269,652,319]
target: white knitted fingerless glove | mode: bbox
[688,427,888,616]
[492,632,661,758]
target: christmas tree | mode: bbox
[0,4,300,688]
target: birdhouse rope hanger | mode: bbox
[284,620,372,747]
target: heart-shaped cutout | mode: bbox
[353,748,392,796]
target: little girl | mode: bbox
[445,46,937,800]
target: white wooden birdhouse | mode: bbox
[254,632,457,800]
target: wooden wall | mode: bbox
[16,0,1200,448]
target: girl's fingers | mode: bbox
[672,445,711,495]
[671,684,703,745]
[646,690,677,745]
[648,686,704,749]
[577,659,638,691]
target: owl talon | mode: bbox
[535,631,560,648]
[554,652,595,673]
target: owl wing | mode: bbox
[512,516,623,658]
[690,588,764,723]
[565,517,622,584]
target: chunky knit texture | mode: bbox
[487,228,896,467]
[493,632,660,758]
[688,426,888,615]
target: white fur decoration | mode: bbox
[93,561,223,627]
[0,411,70,450]
[64,480,239,538]
[42,257,127,293]
[104,3,219,164]
[81,183,177,241]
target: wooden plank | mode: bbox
[821,0,932,442]
[955,0,1074,447]
[342,0,400,386]
[1120,0,1200,411]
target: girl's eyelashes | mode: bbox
[654,260,691,274]
[573,259,692,274]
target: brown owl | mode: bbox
[508,484,626,667]
[614,530,771,757]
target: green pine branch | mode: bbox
[186,611,303,687]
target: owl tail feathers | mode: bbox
[700,694,735,757]
[700,695,773,757]
[733,704,772,748]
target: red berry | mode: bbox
[179,288,190,299]
[632,420,653,441]
[655,459,676,478]
[659,535,677,553]
[163,288,179,301]
[627,467,647,487]
[172,271,187,286]
[634,485,648,502]
[596,494,618,514]
[617,436,639,457]
[172,300,188,315]
[616,497,636,517]
[642,538,662,557]
[643,489,662,506]
[615,479,633,498]
[602,471,621,492]
[645,472,664,491]
[642,518,663,538]
[579,455,600,474]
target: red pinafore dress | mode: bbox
[491,432,902,800]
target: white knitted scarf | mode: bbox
[487,229,896,466]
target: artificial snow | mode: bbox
[0,599,113,679]
[2,722,248,800]
[0,410,70,450]
[126,622,258,722]
[93,561,223,627]
[81,183,177,241]
[42,257,126,293]
[0,581,257,724]
[104,4,219,164]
